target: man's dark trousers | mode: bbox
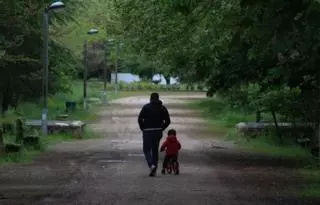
[143,129,163,168]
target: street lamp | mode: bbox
[114,41,124,94]
[41,1,66,136]
[101,40,111,105]
[83,28,99,110]
[106,39,116,90]
[105,39,124,95]
[88,28,99,35]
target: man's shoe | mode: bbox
[149,165,157,177]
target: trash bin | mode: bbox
[65,101,76,113]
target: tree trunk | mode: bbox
[0,93,3,116]
[313,122,320,160]
[15,118,24,144]
[271,110,282,142]
[187,83,192,91]
[256,110,261,122]
[164,75,170,85]
[2,87,11,115]
[0,128,4,154]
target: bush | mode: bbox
[193,97,314,160]
[103,81,192,91]
[150,83,158,90]
[220,83,261,112]
[197,84,204,91]
[137,82,143,90]
[167,85,173,90]
[140,82,152,90]
[160,84,167,90]
[119,82,125,90]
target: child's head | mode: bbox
[168,129,176,136]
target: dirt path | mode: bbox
[0,94,319,205]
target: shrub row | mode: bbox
[115,82,206,91]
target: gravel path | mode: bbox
[0,94,318,205]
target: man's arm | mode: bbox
[161,106,171,130]
[138,106,146,130]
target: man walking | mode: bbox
[138,93,171,177]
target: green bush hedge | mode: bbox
[84,79,206,92]
[115,81,204,92]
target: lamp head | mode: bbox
[48,1,65,11]
[88,28,99,35]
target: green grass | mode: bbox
[0,148,41,165]
[0,84,201,165]
[2,80,146,123]
[192,96,320,200]
[0,81,151,165]
[297,166,320,198]
[6,80,192,122]
[0,127,98,165]
[189,97,255,135]
[300,184,320,198]
[191,97,313,160]
[0,82,175,165]
[224,128,313,159]
[236,135,312,159]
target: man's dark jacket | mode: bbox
[138,100,171,131]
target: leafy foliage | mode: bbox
[3,0,320,146]
[0,0,79,114]
[110,0,320,144]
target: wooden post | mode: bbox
[256,110,261,122]
[316,122,320,161]
[0,128,4,154]
[15,118,24,144]
[83,40,88,110]
[103,41,108,104]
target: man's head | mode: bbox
[150,92,159,103]
[168,129,176,136]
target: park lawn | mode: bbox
[1,82,199,165]
[190,97,313,160]
[189,97,256,137]
[191,96,320,199]
[0,130,97,165]
[297,166,320,198]
[0,81,149,165]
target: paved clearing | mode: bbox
[0,94,319,205]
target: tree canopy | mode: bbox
[109,0,320,142]
[0,0,81,113]
[2,0,320,143]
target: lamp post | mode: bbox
[106,39,116,92]
[102,39,117,103]
[105,39,124,95]
[114,41,124,94]
[102,40,110,105]
[83,28,99,110]
[41,1,65,136]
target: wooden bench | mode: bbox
[235,122,314,138]
[0,129,22,154]
[25,120,86,138]
[55,114,69,120]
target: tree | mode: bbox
[0,0,79,114]
[111,0,320,149]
